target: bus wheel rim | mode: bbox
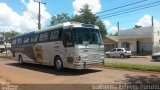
[56,60,62,70]
[19,57,22,63]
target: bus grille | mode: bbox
[88,54,100,61]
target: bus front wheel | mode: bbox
[54,57,63,71]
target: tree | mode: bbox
[72,4,107,38]
[95,20,107,38]
[72,4,98,24]
[50,13,71,26]
[0,31,20,44]
[50,4,107,38]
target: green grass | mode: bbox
[104,62,160,72]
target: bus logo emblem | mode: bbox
[33,45,43,63]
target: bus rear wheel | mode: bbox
[18,56,23,64]
[54,57,63,71]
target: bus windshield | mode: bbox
[72,28,102,45]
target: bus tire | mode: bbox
[54,57,63,71]
[18,55,23,64]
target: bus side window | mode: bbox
[30,35,38,43]
[50,30,59,41]
[39,32,49,42]
[17,38,22,45]
[12,39,17,45]
[23,36,30,44]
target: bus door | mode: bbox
[63,29,75,64]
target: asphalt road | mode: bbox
[0,58,160,90]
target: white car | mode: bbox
[152,52,160,61]
[106,48,132,58]
[2,50,11,54]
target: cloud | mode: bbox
[0,0,51,33]
[103,20,111,27]
[107,26,118,35]
[135,14,160,28]
[21,0,27,5]
[72,0,101,15]
[135,15,152,27]
[102,20,118,35]
[0,3,20,27]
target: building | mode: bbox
[118,25,160,55]
[103,36,118,52]
[0,43,11,53]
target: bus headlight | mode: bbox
[75,56,81,61]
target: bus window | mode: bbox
[39,32,49,42]
[17,38,22,44]
[30,35,38,43]
[50,30,59,40]
[23,37,30,44]
[12,39,17,45]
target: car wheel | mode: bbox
[106,54,110,58]
[18,56,23,64]
[120,54,125,58]
[54,57,63,71]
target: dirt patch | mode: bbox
[0,58,160,90]
[0,76,11,84]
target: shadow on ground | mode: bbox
[122,74,160,84]
[6,63,102,76]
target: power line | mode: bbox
[97,0,148,14]
[20,8,38,25]
[25,11,38,24]
[100,1,160,18]
[100,1,160,19]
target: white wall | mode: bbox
[153,23,160,54]
[118,38,152,53]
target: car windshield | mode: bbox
[125,48,129,51]
[72,28,102,45]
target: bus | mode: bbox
[11,22,105,70]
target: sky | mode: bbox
[0,0,160,35]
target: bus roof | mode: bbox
[13,22,99,38]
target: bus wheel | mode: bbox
[55,57,63,71]
[18,56,23,64]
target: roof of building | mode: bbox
[118,26,153,39]
[103,36,118,44]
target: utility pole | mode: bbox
[34,0,46,30]
[117,21,120,31]
[151,16,154,27]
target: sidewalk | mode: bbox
[131,55,151,59]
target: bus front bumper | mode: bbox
[73,60,104,69]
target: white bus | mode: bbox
[11,22,105,70]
